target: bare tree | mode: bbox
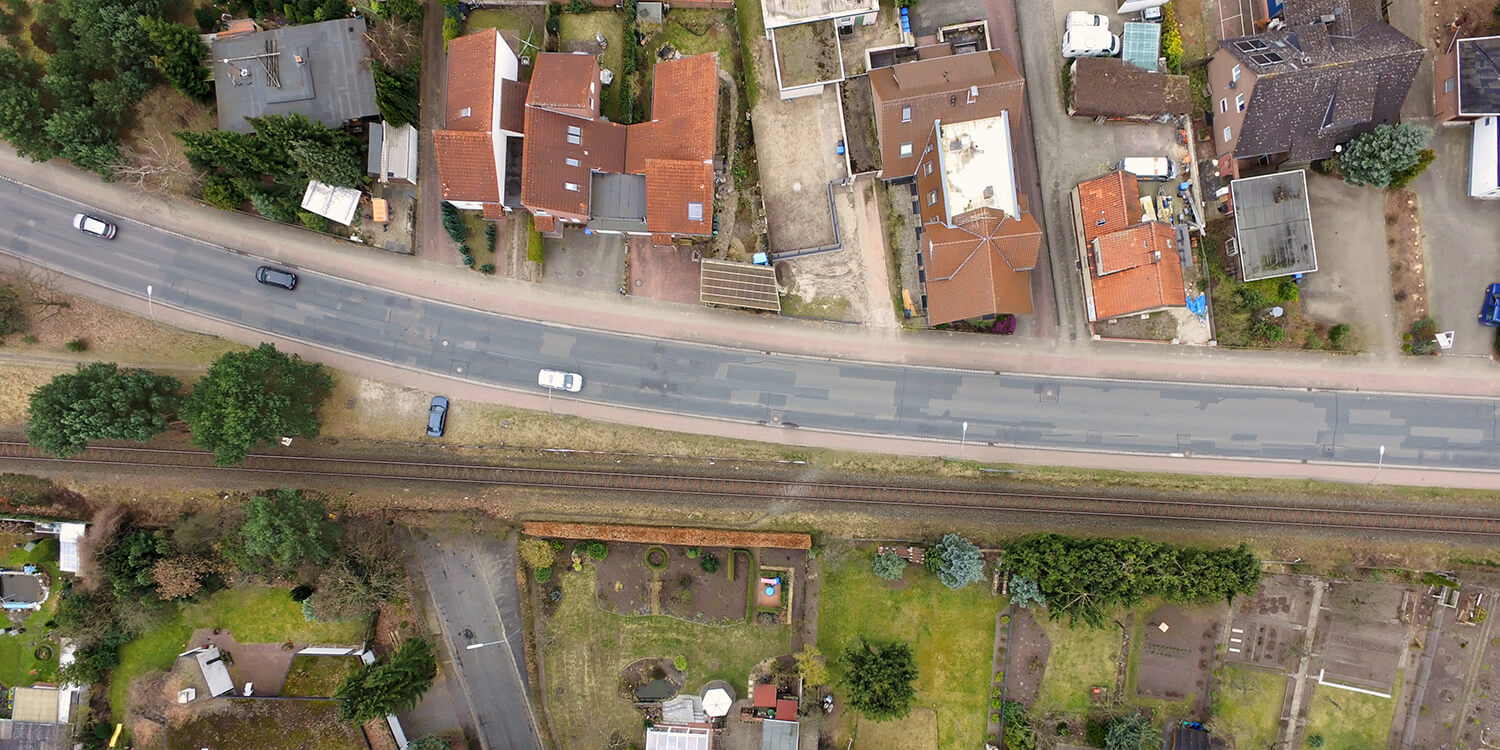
[75,504,128,591]
[365,18,421,71]
[112,132,200,196]
[9,260,72,322]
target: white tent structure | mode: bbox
[703,687,732,718]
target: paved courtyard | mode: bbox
[1415,126,1500,358]
[542,229,627,295]
[1299,171,1397,357]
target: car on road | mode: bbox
[72,213,117,239]
[426,396,449,437]
[1065,11,1109,27]
[255,266,297,290]
[1480,283,1500,326]
[538,369,583,392]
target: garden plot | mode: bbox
[1134,604,1220,712]
[1225,575,1317,670]
[1001,609,1050,706]
[592,542,751,622]
[1396,585,1492,749]
[1313,581,1413,694]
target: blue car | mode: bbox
[426,396,448,437]
[1481,283,1500,327]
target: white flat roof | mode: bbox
[300,180,361,226]
[192,646,236,697]
[644,725,712,750]
[938,112,1019,220]
[762,0,877,29]
[56,522,85,574]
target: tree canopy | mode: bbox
[182,343,333,465]
[794,644,829,688]
[1008,575,1045,609]
[1105,713,1160,750]
[239,489,340,571]
[929,533,984,590]
[373,61,420,127]
[1338,123,1432,188]
[840,637,918,721]
[1005,534,1262,627]
[336,637,438,722]
[26,362,180,457]
[139,17,211,102]
[872,550,906,581]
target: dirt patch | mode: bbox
[1385,188,1430,340]
[1424,0,1500,48]
[1136,604,1220,713]
[1225,575,1318,671]
[185,628,299,697]
[772,21,840,87]
[165,697,364,750]
[1313,582,1410,692]
[1002,608,1050,706]
[840,76,880,175]
[628,239,702,305]
[1097,311,1179,341]
[593,543,753,623]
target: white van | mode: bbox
[1119,157,1179,180]
[1062,26,1120,58]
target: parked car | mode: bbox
[426,396,449,437]
[255,266,297,290]
[538,369,583,392]
[1065,11,1109,27]
[1119,157,1179,180]
[1479,283,1500,326]
[72,213,117,239]
[1062,27,1121,58]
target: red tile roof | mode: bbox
[520,106,627,220]
[775,699,798,718]
[753,684,776,708]
[625,54,719,172]
[1076,170,1141,245]
[433,130,499,203]
[645,159,713,236]
[500,79,528,133]
[1090,221,1186,319]
[533,214,556,233]
[482,203,506,220]
[445,30,498,131]
[923,205,1040,324]
[526,52,599,117]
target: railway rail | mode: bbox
[0,441,1496,536]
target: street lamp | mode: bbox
[1370,444,1385,484]
[145,285,154,321]
[960,421,969,459]
[465,640,504,651]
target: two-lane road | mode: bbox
[3,178,1497,472]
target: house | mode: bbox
[869,49,1026,181]
[520,52,719,243]
[1228,171,1317,281]
[432,29,527,214]
[0,686,73,750]
[1068,58,1190,121]
[1071,170,1187,322]
[1435,34,1500,123]
[1204,0,1422,177]
[210,19,379,133]
[368,121,419,185]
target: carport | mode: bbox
[700,260,781,312]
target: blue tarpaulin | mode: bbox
[1186,294,1208,316]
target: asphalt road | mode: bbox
[3,179,1498,472]
[409,528,541,750]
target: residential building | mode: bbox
[760,0,877,31]
[1435,34,1500,122]
[1204,0,1422,177]
[869,50,1025,180]
[432,29,527,214]
[520,52,719,243]
[1071,170,1187,322]
[210,19,379,133]
[1067,57,1190,121]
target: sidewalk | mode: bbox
[5,145,1500,402]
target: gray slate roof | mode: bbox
[0,720,68,750]
[761,719,799,750]
[1219,0,1422,161]
[1231,171,1318,281]
[211,19,379,133]
[587,172,648,233]
[1458,36,1500,116]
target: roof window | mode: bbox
[687,202,704,221]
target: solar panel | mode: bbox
[1250,52,1284,65]
[700,259,781,312]
[1235,39,1269,52]
[1122,22,1161,72]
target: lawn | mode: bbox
[853,707,938,749]
[818,545,996,750]
[559,11,624,119]
[541,564,791,749]
[646,9,739,72]
[1302,673,1401,750]
[465,7,544,51]
[280,654,362,698]
[166,697,365,750]
[1212,664,1286,749]
[111,586,371,722]
[1033,614,1122,715]
[0,536,61,688]
[770,20,839,87]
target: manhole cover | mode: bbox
[575,269,585,278]
[634,279,643,287]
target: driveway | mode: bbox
[407,527,542,750]
[416,0,450,262]
[1015,0,1183,343]
[1300,171,1398,358]
[541,228,626,295]
[1415,126,1500,358]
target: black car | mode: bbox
[255,266,297,290]
[426,396,449,437]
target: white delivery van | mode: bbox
[1062,26,1121,58]
[1120,157,1179,180]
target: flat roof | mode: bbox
[11,688,59,724]
[1121,22,1160,72]
[589,172,648,233]
[761,0,878,29]
[301,181,361,226]
[939,112,1018,220]
[1230,171,1317,281]
[761,719,799,750]
[193,646,237,697]
[1459,36,1500,116]
[211,18,378,132]
[56,523,85,574]
[701,260,781,312]
[645,725,712,750]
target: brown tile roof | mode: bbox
[1068,58,1191,119]
[645,159,713,236]
[526,52,599,116]
[1076,170,1141,245]
[433,130,499,203]
[501,79,528,133]
[482,203,506,220]
[445,30,498,131]
[1090,221,1186,319]
[869,50,1025,179]
[520,106,627,220]
[626,54,719,172]
[923,206,1039,324]
[533,214,556,233]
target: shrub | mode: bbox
[533,566,552,583]
[567,0,586,12]
[685,546,700,558]
[297,210,330,233]
[21,335,36,344]
[673,655,687,671]
[1339,124,1432,188]
[1276,279,1300,302]
[1306,733,1325,748]
[546,2,560,35]
[442,15,460,46]
[193,6,220,31]
[480,263,496,275]
[548,587,562,602]
[458,244,472,257]
[462,254,475,267]
[1160,2,1183,72]
[1389,148,1437,190]
[441,201,468,243]
[527,219,545,264]
[644,546,668,570]
[485,223,498,252]
[519,538,555,569]
[1329,323,1352,350]
[202,174,246,210]
[700,553,721,573]
[872,550,907,580]
[548,539,565,551]
[64,338,87,352]
[584,540,608,560]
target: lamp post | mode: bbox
[1370,444,1385,484]
[960,421,969,459]
[145,285,154,321]
[465,640,505,651]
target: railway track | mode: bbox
[1,441,1496,536]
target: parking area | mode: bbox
[541,229,626,295]
[627,238,702,305]
[1016,0,1186,341]
[1300,171,1398,357]
[750,86,848,250]
[1415,126,1500,357]
[908,0,986,38]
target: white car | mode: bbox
[1062,26,1121,58]
[1066,11,1109,28]
[538,369,583,392]
[72,213,117,239]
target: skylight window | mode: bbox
[687,202,704,221]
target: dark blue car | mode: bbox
[1481,283,1500,327]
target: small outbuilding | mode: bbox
[1229,171,1317,281]
[184,645,236,697]
[644,725,712,750]
[1067,58,1189,121]
[210,18,379,133]
[761,718,799,750]
[300,181,362,226]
